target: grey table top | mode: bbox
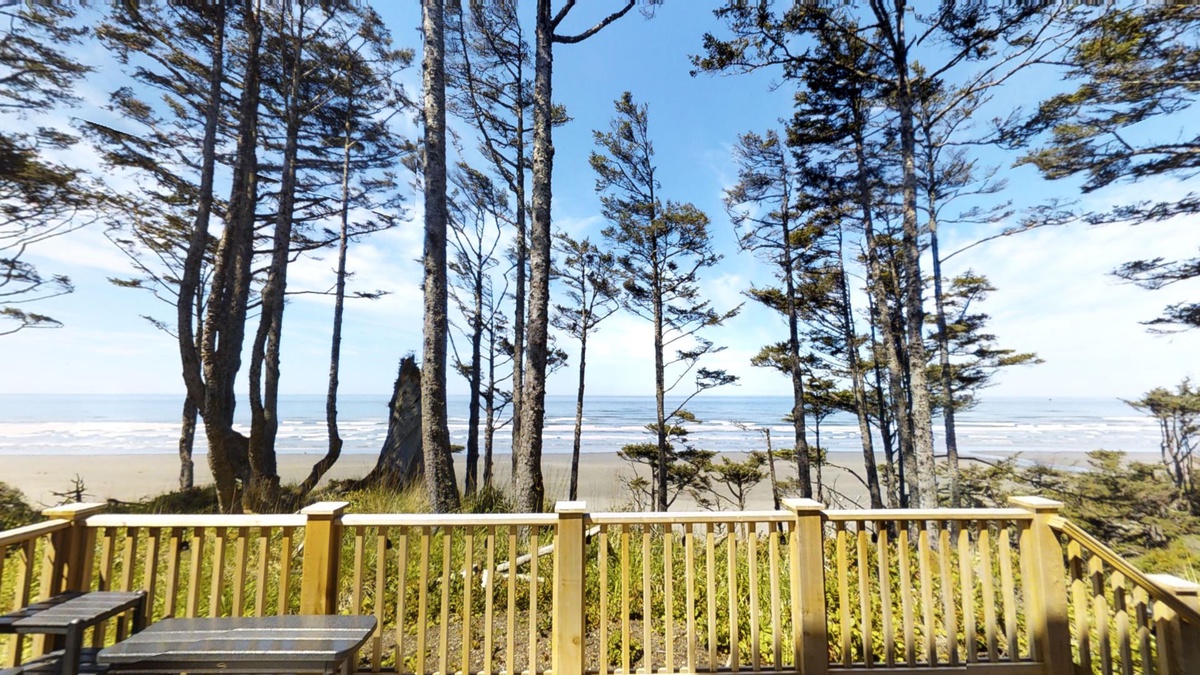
[98,616,377,675]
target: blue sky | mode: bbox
[3,2,1198,401]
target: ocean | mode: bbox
[0,394,1161,459]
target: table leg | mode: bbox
[61,621,82,675]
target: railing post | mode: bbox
[40,503,106,595]
[553,501,587,675]
[299,501,348,615]
[1147,574,1200,675]
[1011,496,1072,674]
[783,498,828,675]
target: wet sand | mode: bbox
[0,449,1155,513]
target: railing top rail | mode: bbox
[86,514,307,528]
[824,508,1034,522]
[341,513,559,527]
[0,518,70,547]
[1054,517,1200,625]
[587,511,793,525]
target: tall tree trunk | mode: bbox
[176,3,223,495]
[852,105,910,509]
[510,71,528,476]
[836,223,884,509]
[779,193,812,498]
[421,0,461,514]
[177,3,223,410]
[300,126,354,498]
[247,2,307,512]
[763,429,780,511]
[867,294,899,507]
[201,0,262,512]
[888,0,938,510]
[465,272,484,496]
[178,395,197,490]
[929,216,959,507]
[513,0,554,514]
[653,289,667,512]
[483,318,496,489]
[868,293,897,504]
[569,331,588,501]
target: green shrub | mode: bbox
[0,482,37,531]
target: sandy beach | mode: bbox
[0,448,1153,513]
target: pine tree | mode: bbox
[1018,7,1200,331]
[0,4,94,335]
[551,233,620,501]
[420,0,460,514]
[448,163,509,496]
[446,2,534,461]
[725,130,815,498]
[592,92,739,512]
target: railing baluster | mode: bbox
[898,521,916,667]
[352,526,366,619]
[938,522,958,666]
[416,525,429,675]
[395,526,409,675]
[664,526,675,675]
[998,522,1018,661]
[373,528,385,673]
[462,528,474,675]
[231,527,248,617]
[506,527,516,675]
[163,528,180,619]
[705,522,716,672]
[278,526,293,615]
[877,521,895,667]
[529,525,539,675]
[483,526,495,675]
[142,528,161,621]
[767,526,780,670]
[835,521,850,667]
[254,527,269,617]
[208,526,227,618]
[439,530,451,675]
[620,524,630,675]
[642,526,652,674]
[978,524,998,662]
[185,527,205,620]
[918,522,936,666]
[728,521,739,673]
[958,523,975,663]
[1114,570,1132,675]
[6,538,36,665]
[686,523,698,674]
[1091,555,1112,675]
[856,520,872,668]
[1068,539,1091,672]
[748,523,760,672]
[1018,522,1036,661]
[1133,586,1152,675]
[598,525,608,675]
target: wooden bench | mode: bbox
[0,592,147,675]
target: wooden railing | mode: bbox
[1053,515,1200,675]
[2,497,1198,675]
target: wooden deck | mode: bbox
[1,498,1197,675]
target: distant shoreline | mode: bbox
[1,449,1158,512]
